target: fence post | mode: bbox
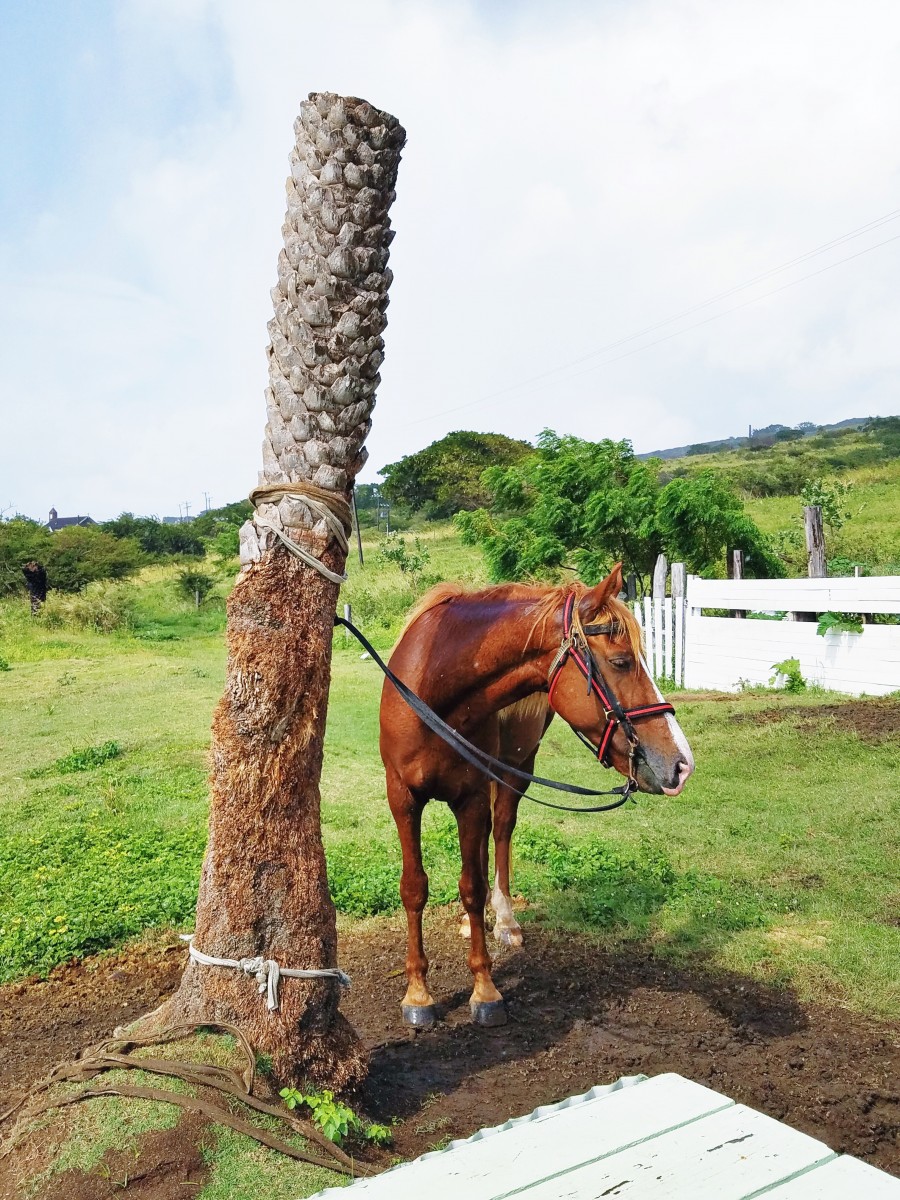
[671,563,686,685]
[652,553,668,599]
[350,489,364,567]
[804,505,826,578]
[343,602,352,641]
[731,549,745,618]
[626,573,637,602]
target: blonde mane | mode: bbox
[398,579,643,663]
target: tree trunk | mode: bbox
[148,92,405,1089]
[22,561,47,614]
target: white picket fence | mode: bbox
[634,575,900,696]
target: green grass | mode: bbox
[1,547,899,1022]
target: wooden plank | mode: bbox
[333,1076,732,1200]
[520,1104,834,1199]
[662,597,673,681]
[643,597,654,678]
[685,575,900,615]
[804,505,826,578]
[763,1153,900,1196]
[674,597,685,686]
[652,553,668,599]
[654,597,664,680]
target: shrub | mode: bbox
[39,579,137,632]
[175,569,215,608]
[44,526,143,592]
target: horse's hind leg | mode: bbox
[455,788,507,1026]
[387,770,437,1028]
[492,771,524,948]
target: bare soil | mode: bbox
[730,698,900,743]
[2,913,899,1198]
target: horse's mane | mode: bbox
[398,580,643,662]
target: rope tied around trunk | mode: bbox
[249,483,353,585]
[182,935,351,1011]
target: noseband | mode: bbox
[547,592,675,779]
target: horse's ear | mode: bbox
[578,562,624,621]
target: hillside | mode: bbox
[659,418,900,574]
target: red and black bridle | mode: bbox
[547,592,676,776]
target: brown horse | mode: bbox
[379,564,694,1028]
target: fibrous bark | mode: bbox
[151,93,404,1088]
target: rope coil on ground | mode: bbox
[250,483,352,585]
[181,935,350,1011]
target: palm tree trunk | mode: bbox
[148,92,404,1088]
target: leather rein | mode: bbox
[336,592,674,814]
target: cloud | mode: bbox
[1,0,899,518]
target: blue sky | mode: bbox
[2,0,899,520]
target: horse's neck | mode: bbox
[443,597,558,723]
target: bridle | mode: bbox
[547,592,676,784]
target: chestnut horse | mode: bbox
[379,564,694,1028]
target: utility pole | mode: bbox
[203,492,212,512]
[183,501,192,523]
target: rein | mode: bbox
[547,592,676,777]
[335,612,638,813]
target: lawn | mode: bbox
[1,534,898,1025]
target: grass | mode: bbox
[2,532,899,1198]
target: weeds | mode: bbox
[279,1088,393,1148]
[36,741,123,776]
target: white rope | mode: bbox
[181,935,350,1012]
[251,486,351,586]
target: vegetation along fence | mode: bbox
[635,574,900,695]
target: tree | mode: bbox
[0,518,51,595]
[44,526,144,592]
[102,513,206,557]
[146,93,405,1088]
[380,430,533,517]
[457,431,781,585]
[191,500,254,540]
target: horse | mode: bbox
[379,563,694,1029]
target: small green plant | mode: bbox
[770,657,806,693]
[817,611,864,636]
[175,569,215,609]
[800,478,851,532]
[378,532,431,588]
[279,1088,393,1148]
[50,741,122,774]
[254,1051,273,1077]
[0,655,10,671]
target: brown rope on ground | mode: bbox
[0,1021,372,1178]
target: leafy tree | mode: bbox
[190,499,253,539]
[456,431,781,585]
[175,568,215,608]
[379,430,532,517]
[44,526,144,592]
[0,518,51,595]
[799,479,851,532]
[102,513,205,557]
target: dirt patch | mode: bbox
[731,698,900,743]
[2,914,900,1194]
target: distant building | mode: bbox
[46,507,96,532]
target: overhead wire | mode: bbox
[403,205,900,427]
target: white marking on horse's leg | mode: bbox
[491,870,523,947]
[459,910,471,939]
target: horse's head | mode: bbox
[546,565,694,796]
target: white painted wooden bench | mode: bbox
[310,1073,900,1198]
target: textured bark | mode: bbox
[149,93,404,1088]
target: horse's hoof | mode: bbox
[494,925,524,948]
[470,999,507,1027]
[402,1003,439,1029]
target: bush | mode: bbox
[0,518,51,596]
[39,580,136,632]
[44,526,144,592]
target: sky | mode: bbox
[1,0,899,521]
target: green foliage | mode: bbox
[44,526,144,592]
[770,657,806,692]
[279,1088,392,1148]
[800,479,852,532]
[102,513,206,557]
[379,430,533,518]
[39,579,137,632]
[325,843,399,916]
[0,655,10,671]
[40,741,122,775]
[175,569,216,608]
[190,500,253,539]
[0,818,205,981]
[817,611,864,636]
[377,532,431,586]
[0,517,51,595]
[210,526,240,563]
[457,431,779,584]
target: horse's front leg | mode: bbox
[386,770,437,1029]
[455,786,507,1026]
[491,770,524,947]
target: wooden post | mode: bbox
[350,489,364,568]
[652,553,668,599]
[731,549,745,618]
[626,573,637,602]
[804,505,826,578]
[671,563,686,686]
[343,602,352,641]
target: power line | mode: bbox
[405,206,900,427]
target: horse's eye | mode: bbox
[608,657,632,671]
